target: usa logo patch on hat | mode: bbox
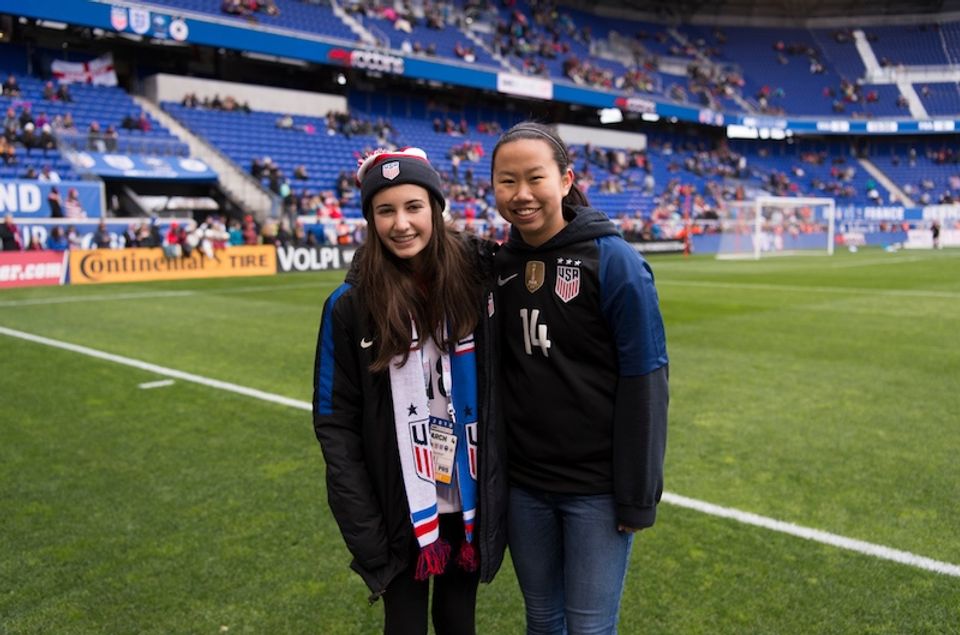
[382,161,400,180]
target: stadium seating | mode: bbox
[868,24,952,66]
[147,0,502,66]
[4,11,958,224]
[809,28,867,81]
[165,81,908,224]
[112,3,960,118]
[919,82,960,115]
[869,142,960,204]
[357,4,501,66]
[1,44,187,156]
[164,96,509,218]
[146,0,358,42]
[943,21,960,64]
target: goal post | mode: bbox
[716,196,836,259]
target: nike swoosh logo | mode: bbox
[497,273,519,287]
[360,338,373,349]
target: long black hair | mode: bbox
[358,197,481,373]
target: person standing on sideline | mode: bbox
[312,147,506,635]
[490,122,669,635]
[0,214,23,251]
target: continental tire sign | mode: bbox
[276,245,357,273]
[69,246,276,285]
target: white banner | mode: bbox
[51,53,118,87]
[497,73,553,100]
[904,228,960,249]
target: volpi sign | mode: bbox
[276,246,356,273]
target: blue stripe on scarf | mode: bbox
[449,338,478,543]
[411,503,439,523]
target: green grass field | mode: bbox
[2,247,959,634]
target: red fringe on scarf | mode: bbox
[456,540,478,572]
[414,539,451,581]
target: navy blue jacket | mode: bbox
[495,206,669,529]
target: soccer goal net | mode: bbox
[716,197,836,259]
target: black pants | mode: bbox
[382,513,480,635]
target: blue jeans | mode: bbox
[508,485,634,635]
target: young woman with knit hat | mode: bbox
[312,148,506,634]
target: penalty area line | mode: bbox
[2,325,957,579]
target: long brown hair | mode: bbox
[491,121,590,215]
[358,198,481,372]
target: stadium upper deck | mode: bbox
[41,0,958,122]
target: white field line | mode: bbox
[823,255,935,269]
[206,280,328,295]
[663,493,960,577]
[652,251,960,271]
[0,290,197,307]
[2,324,958,579]
[3,279,957,309]
[664,280,960,300]
[0,326,311,412]
[0,281,328,308]
[138,379,176,390]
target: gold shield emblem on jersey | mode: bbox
[525,260,545,293]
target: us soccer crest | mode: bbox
[525,260,545,293]
[554,258,581,303]
[382,160,400,180]
[110,7,128,31]
[409,417,434,482]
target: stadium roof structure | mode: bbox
[586,0,960,20]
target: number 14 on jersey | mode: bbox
[520,308,551,357]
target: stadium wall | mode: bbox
[143,74,347,118]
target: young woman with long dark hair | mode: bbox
[312,148,505,635]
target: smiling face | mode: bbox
[493,138,573,247]
[371,183,434,269]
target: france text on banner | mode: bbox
[0,251,67,289]
[69,246,276,285]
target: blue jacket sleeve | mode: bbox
[598,236,669,529]
[313,284,390,572]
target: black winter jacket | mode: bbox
[312,237,506,602]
